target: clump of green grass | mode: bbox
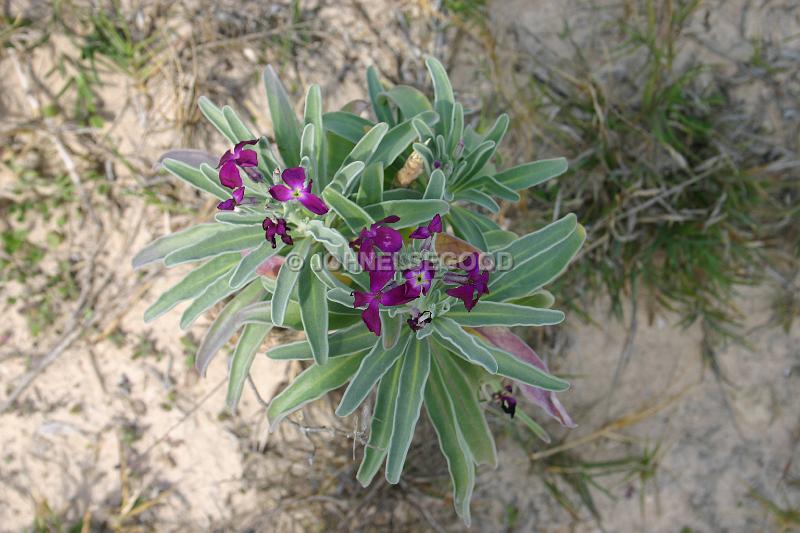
[481,1,798,353]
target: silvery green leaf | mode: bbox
[226,322,271,413]
[416,326,435,340]
[412,142,435,170]
[300,123,316,180]
[161,158,229,200]
[424,169,447,200]
[447,302,564,327]
[453,140,495,183]
[433,352,497,467]
[357,163,383,205]
[432,317,497,373]
[381,310,402,349]
[508,290,556,309]
[322,188,374,233]
[214,211,266,226]
[344,122,389,167]
[322,111,374,144]
[426,57,454,136]
[357,358,402,486]
[383,189,423,201]
[306,220,356,266]
[494,157,568,191]
[516,409,551,444]
[195,282,266,376]
[310,254,351,291]
[263,65,302,167]
[367,66,394,125]
[164,226,265,266]
[180,268,257,330]
[327,287,354,308]
[156,149,216,170]
[267,351,367,431]
[482,113,509,147]
[336,333,410,416]
[304,84,327,188]
[379,86,432,120]
[132,223,224,269]
[484,229,518,250]
[412,117,435,142]
[386,337,431,484]
[330,161,365,196]
[230,240,283,289]
[425,356,475,525]
[298,254,329,365]
[198,96,236,144]
[448,207,489,251]
[479,175,520,202]
[454,189,500,213]
[256,137,280,176]
[144,253,239,322]
[270,238,311,326]
[222,105,255,142]
[475,337,569,392]
[364,199,449,228]
[448,102,464,155]
[267,322,375,360]
[369,111,438,167]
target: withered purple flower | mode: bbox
[268,167,329,215]
[443,252,490,312]
[493,385,517,418]
[349,216,403,268]
[352,262,417,336]
[263,217,293,248]
[406,308,432,332]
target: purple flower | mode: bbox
[352,264,417,336]
[403,260,435,297]
[349,216,403,268]
[409,214,443,240]
[216,140,257,211]
[218,140,258,189]
[406,308,432,332]
[263,217,293,248]
[268,167,329,215]
[477,327,575,428]
[443,252,490,312]
[217,186,246,211]
[433,160,442,169]
[494,385,517,418]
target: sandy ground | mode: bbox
[1,0,798,531]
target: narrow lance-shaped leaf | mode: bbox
[161,158,229,200]
[230,240,283,289]
[367,66,394,125]
[164,225,265,266]
[263,65,302,167]
[357,358,402,487]
[226,322,271,413]
[132,224,226,269]
[222,105,255,142]
[425,355,475,525]
[144,253,240,322]
[195,281,266,376]
[447,302,565,328]
[474,334,570,392]
[364,199,449,229]
[386,337,431,484]
[267,322,376,360]
[433,349,497,467]
[304,84,327,188]
[423,168,446,200]
[494,157,568,191]
[298,251,330,365]
[271,238,311,326]
[180,268,258,330]
[432,317,498,373]
[336,333,410,416]
[267,351,367,431]
[322,187,374,233]
[198,96,236,144]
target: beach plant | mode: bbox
[134,58,584,524]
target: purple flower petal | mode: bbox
[219,160,243,189]
[447,284,477,311]
[368,266,395,293]
[237,149,258,167]
[232,187,245,204]
[298,191,329,215]
[234,139,258,153]
[353,290,373,308]
[218,150,234,167]
[373,226,403,252]
[381,215,400,224]
[380,284,417,306]
[282,167,307,189]
[269,184,293,202]
[428,214,443,233]
[217,198,236,211]
[476,327,576,428]
[409,227,431,240]
[361,301,382,336]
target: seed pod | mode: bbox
[396,149,424,186]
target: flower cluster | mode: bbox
[350,214,491,336]
[214,140,329,248]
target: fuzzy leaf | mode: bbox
[322,187,374,233]
[161,158,229,200]
[132,224,225,269]
[270,238,311,326]
[226,322,271,413]
[448,302,565,327]
[267,322,376,360]
[298,254,330,365]
[386,337,431,484]
[263,65,302,167]
[432,317,497,373]
[364,199,449,229]
[198,96,236,144]
[230,240,283,289]
[357,358,402,486]
[494,157,568,191]
[164,225,265,266]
